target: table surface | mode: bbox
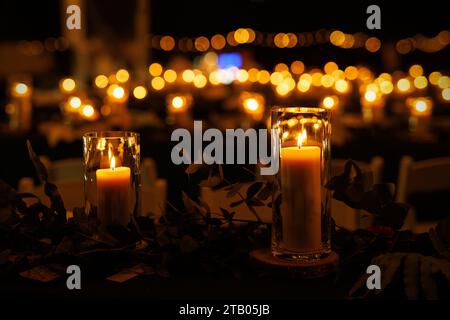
[1,272,348,300]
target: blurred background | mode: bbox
[0,0,449,230]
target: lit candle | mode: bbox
[280,132,322,253]
[96,156,131,228]
[410,98,432,117]
[107,84,129,127]
[409,98,433,133]
[10,82,32,132]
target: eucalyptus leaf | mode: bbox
[199,176,222,188]
[403,254,420,299]
[246,182,263,199]
[246,198,265,207]
[256,182,272,201]
[420,258,438,300]
[185,163,204,174]
[26,140,48,183]
[225,183,244,198]
[230,199,245,208]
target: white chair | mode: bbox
[331,157,384,185]
[396,156,450,232]
[49,158,83,182]
[330,157,384,230]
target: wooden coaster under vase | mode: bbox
[250,248,339,279]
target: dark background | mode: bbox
[1,1,448,71]
[1,0,449,39]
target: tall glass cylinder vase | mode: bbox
[83,131,141,231]
[271,107,331,261]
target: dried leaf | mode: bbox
[429,228,450,259]
[246,182,263,199]
[55,236,74,254]
[180,235,199,254]
[372,183,395,203]
[420,258,438,300]
[182,191,207,216]
[182,191,197,215]
[0,249,11,266]
[230,199,245,208]
[44,182,66,221]
[431,257,450,281]
[185,163,204,174]
[225,183,244,198]
[220,208,235,222]
[348,273,370,297]
[403,254,420,299]
[199,176,222,188]
[257,182,272,201]
[27,140,48,183]
[246,198,265,207]
[435,216,450,247]
[377,253,404,294]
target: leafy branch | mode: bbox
[325,159,409,230]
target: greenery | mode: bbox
[0,143,449,299]
[326,160,450,299]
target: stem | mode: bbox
[74,231,116,246]
[78,243,136,256]
[241,166,257,178]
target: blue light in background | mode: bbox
[218,52,243,69]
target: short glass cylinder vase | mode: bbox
[271,107,332,261]
[83,131,141,231]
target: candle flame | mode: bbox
[110,156,116,171]
[108,147,112,160]
[297,129,307,148]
